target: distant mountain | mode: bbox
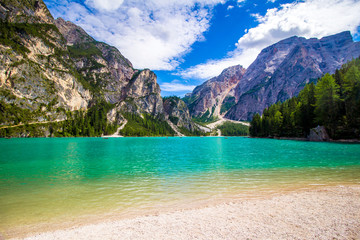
[0,0,197,137]
[183,65,246,121]
[186,31,360,121]
[226,31,360,120]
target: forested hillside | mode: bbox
[250,57,360,140]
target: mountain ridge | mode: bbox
[186,31,360,121]
[183,64,246,121]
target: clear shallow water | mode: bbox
[1,137,360,232]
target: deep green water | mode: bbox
[1,137,360,231]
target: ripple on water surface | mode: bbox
[0,137,360,232]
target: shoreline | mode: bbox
[6,184,360,240]
[2,134,359,142]
[251,136,360,143]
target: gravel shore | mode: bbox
[10,185,360,240]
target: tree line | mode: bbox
[120,113,175,137]
[0,101,118,138]
[250,57,360,140]
[217,122,249,136]
[55,101,118,137]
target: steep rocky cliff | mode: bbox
[55,18,133,104]
[225,31,360,120]
[163,97,196,132]
[54,18,165,118]
[0,0,91,125]
[0,0,54,24]
[183,65,245,120]
[119,69,164,116]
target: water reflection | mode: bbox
[0,137,360,229]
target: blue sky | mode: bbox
[44,0,360,96]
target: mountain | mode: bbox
[0,0,197,137]
[0,0,91,124]
[183,65,246,121]
[186,31,360,121]
[226,31,360,121]
[249,57,360,140]
[163,96,197,133]
[54,18,165,118]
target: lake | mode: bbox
[1,137,360,234]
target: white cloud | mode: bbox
[48,0,225,70]
[179,48,259,79]
[227,5,234,10]
[85,0,124,11]
[160,80,196,92]
[180,0,360,80]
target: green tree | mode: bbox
[343,65,360,136]
[272,110,283,136]
[297,82,316,135]
[314,73,340,136]
[250,113,261,136]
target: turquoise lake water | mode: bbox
[1,137,360,233]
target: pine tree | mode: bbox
[314,73,340,136]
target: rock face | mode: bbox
[308,126,330,141]
[184,65,246,119]
[225,31,360,121]
[119,69,164,116]
[55,18,134,105]
[55,18,165,118]
[0,0,54,24]
[163,97,196,131]
[0,0,171,127]
[0,0,91,123]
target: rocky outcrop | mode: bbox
[0,0,91,123]
[55,18,135,105]
[54,18,165,118]
[307,126,330,141]
[225,31,360,121]
[163,97,196,131]
[0,0,54,24]
[184,65,246,120]
[119,69,164,116]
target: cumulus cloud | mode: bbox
[160,80,196,92]
[180,0,360,80]
[85,0,124,11]
[179,48,259,79]
[46,0,225,70]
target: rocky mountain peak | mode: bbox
[218,65,246,80]
[55,18,95,45]
[320,31,353,46]
[184,64,246,120]
[224,31,360,121]
[0,0,54,24]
